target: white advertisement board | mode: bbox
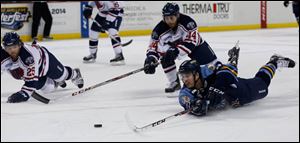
[46,2,81,34]
[120,1,259,30]
[1,2,80,39]
[1,1,297,41]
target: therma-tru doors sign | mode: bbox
[181,2,232,21]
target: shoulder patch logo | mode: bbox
[25,57,34,65]
[151,31,159,39]
[187,22,196,30]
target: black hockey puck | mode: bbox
[94,124,102,128]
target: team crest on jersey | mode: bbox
[25,57,34,65]
[187,22,196,30]
[181,96,191,104]
[151,31,159,39]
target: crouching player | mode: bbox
[144,3,217,93]
[1,32,84,103]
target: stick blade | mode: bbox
[125,112,141,132]
[121,39,133,47]
[31,92,50,104]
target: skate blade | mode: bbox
[83,60,96,64]
[110,60,125,66]
[166,90,180,98]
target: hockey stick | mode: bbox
[31,91,50,104]
[72,63,159,96]
[31,66,147,104]
[126,108,193,132]
[31,63,159,104]
[90,18,133,47]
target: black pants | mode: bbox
[91,14,123,32]
[31,2,53,38]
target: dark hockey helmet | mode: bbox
[162,2,180,16]
[179,60,204,88]
[179,60,200,74]
[2,32,22,49]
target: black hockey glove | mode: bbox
[83,5,93,19]
[161,47,179,65]
[7,90,30,103]
[207,86,226,110]
[191,99,209,116]
[283,1,289,7]
[144,56,158,74]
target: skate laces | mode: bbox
[277,59,290,68]
[86,54,96,58]
[167,80,180,88]
[71,70,82,83]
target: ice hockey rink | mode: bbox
[1,28,299,142]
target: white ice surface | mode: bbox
[1,28,299,142]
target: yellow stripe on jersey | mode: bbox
[262,66,275,77]
[221,66,238,77]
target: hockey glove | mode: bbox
[283,1,289,7]
[207,86,226,110]
[83,5,93,19]
[161,47,179,65]
[144,56,158,74]
[191,99,209,116]
[7,90,30,103]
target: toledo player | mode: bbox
[178,49,296,116]
[1,32,84,103]
[144,3,217,93]
[83,1,125,65]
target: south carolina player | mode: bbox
[83,1,125,65]
[2,44,67,87]
[144,3,218,93]
[1,32,84,103]
[2,46,25,80]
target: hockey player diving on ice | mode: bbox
[177,45,296,116]
[143,3,218,93]
[1,32,84,103]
